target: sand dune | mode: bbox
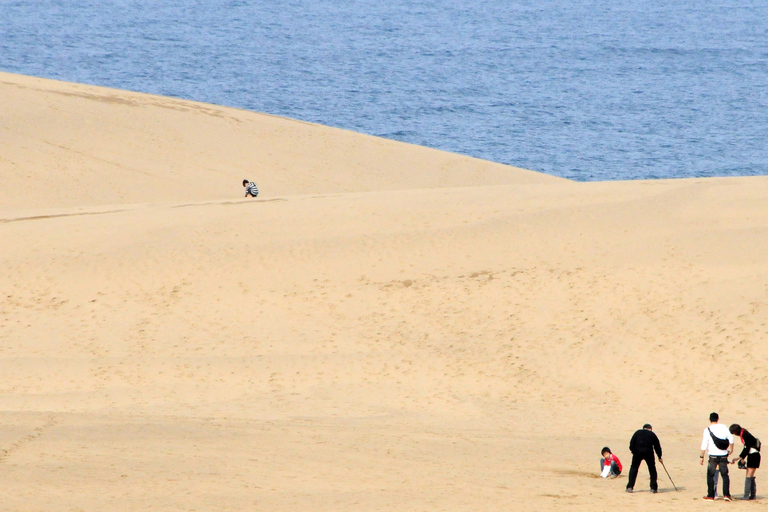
[0,71,558,213]
[1,72,768,511]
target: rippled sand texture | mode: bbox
[1,71,768,511]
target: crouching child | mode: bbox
[601,447,623,478]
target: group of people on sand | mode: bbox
[600,412,761,501]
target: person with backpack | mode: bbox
[729,424,761,500]
[700,412,734,501]
[626,424,663,493]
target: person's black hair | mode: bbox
[242,179,249,186]
[710,412,719,422]
[729,424,742,435]
[601,446,612,455]
[643,423,652,430]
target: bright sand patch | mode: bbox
[1,71,768,510]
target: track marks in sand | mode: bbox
[0,196,285,224]
[281,267,585,416]
[172,198,288,208]
[0,414,58,463]
[0,195,290,225]
[284,260,768,419]
[0,208,126,223]
[548,468,600,479]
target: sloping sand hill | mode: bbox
[1,72,767,511]
[0,72,558,212]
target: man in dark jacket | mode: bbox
[626,423,663,493]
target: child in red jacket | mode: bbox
[601,447,623,478]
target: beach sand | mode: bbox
[1,71,767,511]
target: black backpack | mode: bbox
[709,428,730,450]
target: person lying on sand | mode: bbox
[600,447,622,478]
[243,179,259,198]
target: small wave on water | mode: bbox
[1,0,767,181]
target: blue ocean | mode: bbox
[1,0,766,181]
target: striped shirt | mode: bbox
[244,182,259,197]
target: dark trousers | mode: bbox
[600,458,621,476]
[707,455,730,498]
[627,452,657,491]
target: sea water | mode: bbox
[1,0,766,181]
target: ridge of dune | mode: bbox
[0,71,562,212]
[2,72,768,511]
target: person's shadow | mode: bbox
[657,487,686,493]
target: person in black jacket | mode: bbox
[730,424,761,500]
[626,423,663,493]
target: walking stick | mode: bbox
[660,460,678,491]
